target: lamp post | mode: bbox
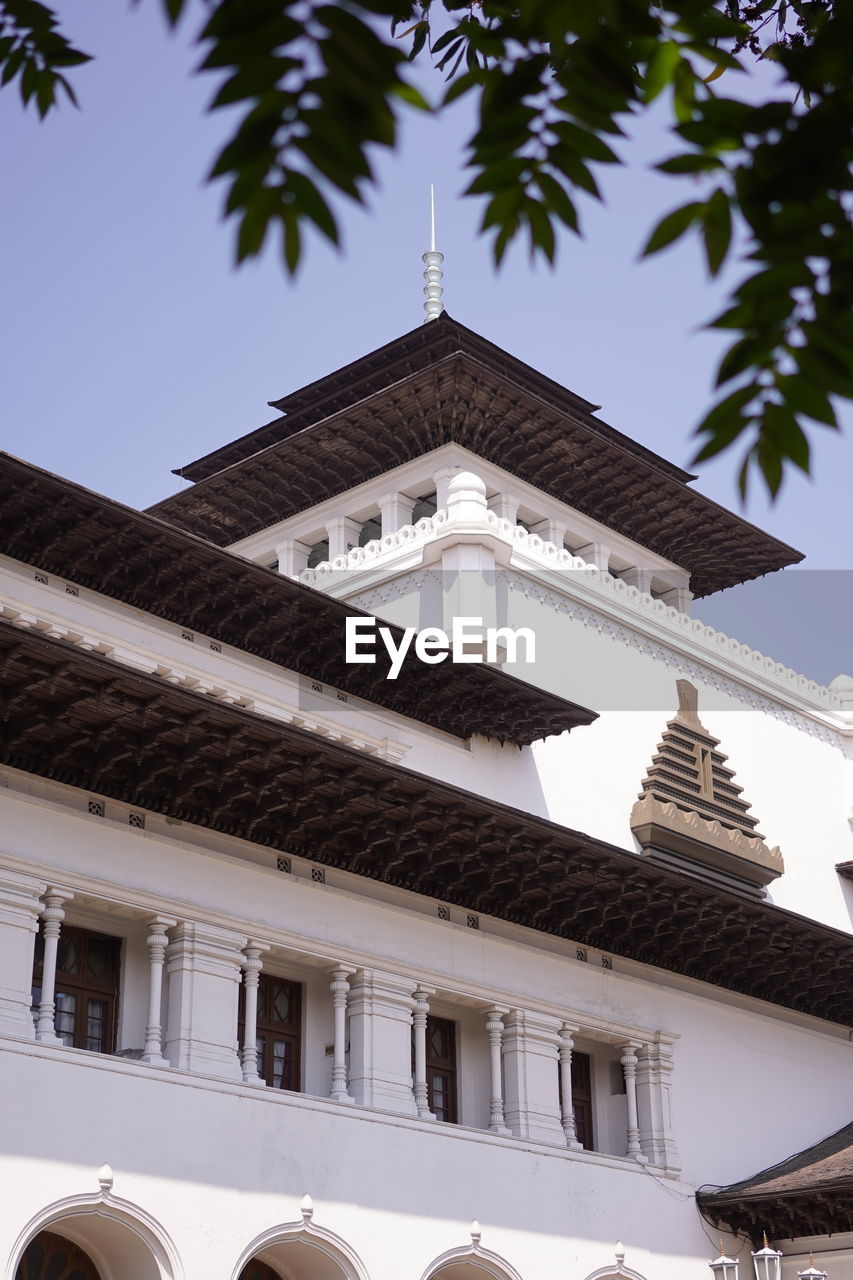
[752,1234,783,1280]
[711,1236,820,1280]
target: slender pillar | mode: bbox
[329,965,355,1103]
[484,1006,510,1135]
[412,986,436,1119]
[240,940,269,1085]
[36,889,70,1043]
[530,517,567,548]
[621,1041,648,1162]
[576,541,610,571]
[379,492,416,536]
[487,493,520,524]
[275,539,311,578]
[142,915,176,1066]
[621,567,654,594]
[326,516,361,561]
[559,1022,583,1150]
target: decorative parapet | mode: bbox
[298,510,835,713]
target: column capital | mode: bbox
[328,961,357,979]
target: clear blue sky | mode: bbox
[1,0,850,679]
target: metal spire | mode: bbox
[422,184,445,322]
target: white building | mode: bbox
[0,309,851,1280]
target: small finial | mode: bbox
[97,1164,113,1194]
[422,184,445,323]
[470,1220,481,1247]
[763,1233,769,1249]
[301,1193,314,1222]
[616,1242,626,1269]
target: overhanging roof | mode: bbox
[148,314,803,598]
[0,453,595,746]
[698,1121,853,1241]
[1,620,851,1028]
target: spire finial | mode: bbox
[422,184,445,322]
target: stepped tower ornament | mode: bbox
[631,679,783,894]
[422,184,445,322]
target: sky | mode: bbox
[1,0,851,681]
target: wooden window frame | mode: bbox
[16,1230,101,1280]
[425,1014,458,1124]
[239,972,303,1092]
[570,1049,594,1151]
[32,923,121,1055]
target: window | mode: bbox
[240,973,302,1091]
[426,1015,457,1123]
[571,1051,594,1150]
[32,925,121,1053]
[16,1231,101,1280]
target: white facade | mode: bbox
[1,370,851,1280]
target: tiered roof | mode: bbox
[148,314,802,598]
[0,453,595,746]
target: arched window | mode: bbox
[239,1263,281,1280]
[16,1231,101,1280]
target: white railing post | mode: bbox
[412,986,436,1119]
[621,1040,648,1162]
[329,964,355,1103]
[240,940,269,1085]
[142,914,176,1065]
[36,889,69,1043]
[559,1022,583,1149]
[484,1006,511,1135]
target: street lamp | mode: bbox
[752,1234,783,1280]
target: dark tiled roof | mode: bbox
[2,619,853,1029]
[147,314,802,599]
[0,452,596,746]
[698,1122,853,1241]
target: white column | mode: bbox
[487,493,520,523]
[240,940,270,1086]
[530,517,567,547]
[484,1006,510,1135]
[621,567,654,594]
[502,1010,564,1143]
[636,1034,681,1172]
[164,922,246,1079]
[347,968,417,1115]
[621,1040,648,1162]
[0,869,46,1039]
[142,914,176,1066]
[559,1022,583,1150]
[658,585,693,615]
[329,964,355,1103]
[433,465,461,511]
[412,986,436,1120]
[275,539,311,577]
[576,541,610,571]
[379,492,416,535]
[326,516,361,561]
[36,889,70,1043]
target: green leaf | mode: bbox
[534,172,579,233]
[692,383,758,459]
[551,120,620,164]
[656,154,724,175]
[641,202,703,257]
[702,188,732,277]
[644,40,681,103]
[774,374,837,427]
[716,335,769,387]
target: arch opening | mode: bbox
[8,1199,180,1280]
